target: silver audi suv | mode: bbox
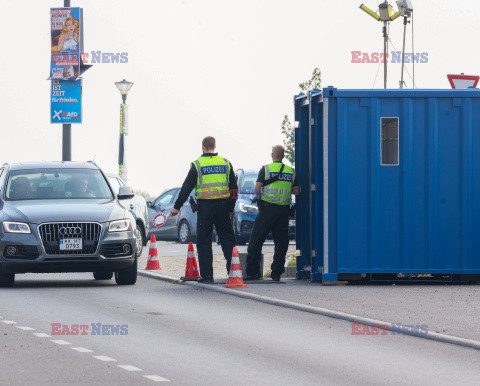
[0,161,138,287]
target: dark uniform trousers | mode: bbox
[196,199,236,278]
[246,204,290,277]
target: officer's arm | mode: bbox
[173,164,197,211]
[255,167,265,200]
[292,175,300,195]
[254,182,263,199]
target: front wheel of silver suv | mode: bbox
[115,258,137,285]
[0,266,15,287]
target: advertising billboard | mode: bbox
[50,79,82,124]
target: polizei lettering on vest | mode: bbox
[201,165,227,175]
[269,172,293,182]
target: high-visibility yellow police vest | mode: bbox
[261,163,294,205]
[193,155,231,200]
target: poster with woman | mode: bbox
[50,8,83,80]
[50,7,83,54]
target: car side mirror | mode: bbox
[146,201,152,208]
[118,186,135,200]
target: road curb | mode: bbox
[138,269,480,351]
[137,269,180,284]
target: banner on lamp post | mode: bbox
[119,104,128,181]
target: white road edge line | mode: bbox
[144,375,171,382]
[16,326,35,331]
[71,347,93,353]
[93,356,117,362]
[138,268,480,352]
[1,320,17,324]
[117,365,142,372]
[50,340,71,345]
[33,333,51,338]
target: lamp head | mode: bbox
[115,79,134,96]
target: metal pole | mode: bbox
[383,22,387,89]
[62,0,71,161]
[399,16,407,89]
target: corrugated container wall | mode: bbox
[295,88,480,282]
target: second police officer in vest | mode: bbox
[244,145,300,281]
[170,136,237,283]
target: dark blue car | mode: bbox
[232,169,296,245]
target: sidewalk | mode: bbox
[137,241,295,279]
[240,279,480,342]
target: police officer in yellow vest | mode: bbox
[245,145,300,281]
[171,136,237,283]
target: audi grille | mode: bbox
[38,222,102,255]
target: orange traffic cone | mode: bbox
[225,247,247,288]
[180,242,201,281]
[145,234,161,270]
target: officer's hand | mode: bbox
[229,212,233,218]
[170,208,179,217]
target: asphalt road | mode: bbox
[1,273,480,385]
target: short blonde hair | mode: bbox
[272,145,285,160]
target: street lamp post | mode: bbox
[63,0,72,161]
[115,79,134,182]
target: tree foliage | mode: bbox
[135,190,156,203]
[282,68,322,166]
[281,115,295,165]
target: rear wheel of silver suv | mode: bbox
[178,220,190,244]
[0,266,15,288]
[135,226,144,256]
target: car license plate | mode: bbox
[59,238,83,250]
[289,220,296,226]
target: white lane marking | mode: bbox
[71,347,93,353]
[50,340,71,345]
[144,375,171,382]
[117,365,142,372]
[16,326,35,331]
[1,320,16,324]
[93,356,117,362]
[33,332,51,338]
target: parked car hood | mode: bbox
[1,199,126,224]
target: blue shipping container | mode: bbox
[295,87,480,282]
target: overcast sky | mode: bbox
[0,0,479,197]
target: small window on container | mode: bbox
[380,117,399,166]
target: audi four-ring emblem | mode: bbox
[59,227,82,236]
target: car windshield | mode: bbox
[5,169,113,201]
[238,174,257,194]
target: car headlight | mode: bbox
[3,221,31,234]
[108,219,131,232]
[239,203,258,213]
